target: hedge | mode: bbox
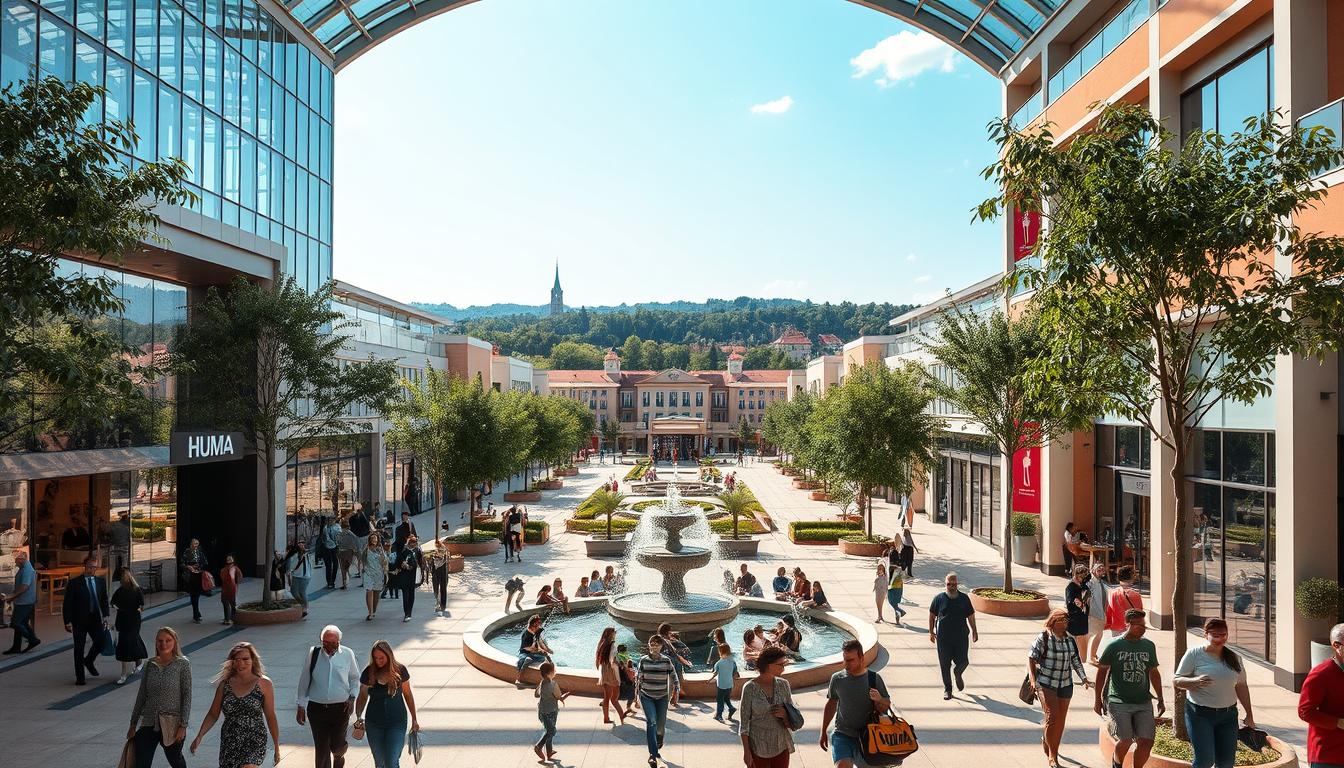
[131,521,170,539]
[631,499,716,513]
[440,532,497,544]
[474,520,548,544]
[624,461,651,481]
[567,518,639,535]
[710,517,767,535]
[789,520,863,542]
[841,533,892,544]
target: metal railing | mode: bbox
[1298,97,1344,176]
[1047,0,1148,103]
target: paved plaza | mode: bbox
[0,460,1310,767]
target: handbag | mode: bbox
[116,737,135,768]
[772,679,804,731]
[1238,726,1269,752]
[157,713,181,746]
[100,626,116,657]
[407,728,424,764]
[861,706,919,766]
[1020,632,1048,705]
[351,719,365,741]
[200,570,216,593]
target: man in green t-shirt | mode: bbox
[1095,608,1165,768]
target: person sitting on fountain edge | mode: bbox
[735,563,763,598]
[514,614,552,685]
[771,567,792,601]
[587,570,606,596]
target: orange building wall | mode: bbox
[1045,22,1149,134]
[1296,185,1344,240]
[1158,0,1239,58]
[443,341,493,387]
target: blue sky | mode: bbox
[332,0,1005,309]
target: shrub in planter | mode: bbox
[1295,578,1341,620]
[788,520,863,542]
[632,499,715,513]
[624,461,651,481]
[708,517,767,535]
[567,518,638,535]
[841,533,891,544]
[441,532,498,544]
[1011,513,1038,537]
[475,520,549,544]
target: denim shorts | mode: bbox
[829,730,862,763]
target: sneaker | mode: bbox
[403,616,411,623]
[713,715,723,722]
[943,690,952,700]
[116,675,128,685]
[434,610,442,617]
[2,647,20,655]
[23,640,40,652]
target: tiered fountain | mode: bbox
[606,486,740,640]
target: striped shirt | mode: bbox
[636,653,680,699]
[1030,632,1088,689]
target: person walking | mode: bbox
[928,572,977,700]
[899,526,917,577]
[1297,622,1344,768]
[128,627,191,768]
[180,538,209,624]
[354,640,420,768]
[656,623,692,707]
[502,506,518,562]
[1106,566,1144,636]
[336,520,358,590]
[820,639,891,768]
[712,642,740,722]
[426,539,450,616]
[515,614,553,685]
[596,626,625,724]
[286,540,313,619]
[190,642,281,768]
[635,634,680,768]
[873,563,888,623]
[63,554,110,685]
[296,625,361,768]
[321,516,341,589]
[1173,618,1256,768]
[533,661,570,763]
[1087,562,1112,663]
[1095,609,1164,768]
[1065,564,1093,660]
[217,554,242,626]
[393,511,417,553]
[739,645,797,768]
[504,575,526,613]
[347,507,371,579]
[362,533,389,621]
[391,535,421,622]
[886,565,908,627]
[112,568,148,685]
[1028,609,1092,768]
[2,549,39,653]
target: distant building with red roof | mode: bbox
[770,327,813,362]
[818,334,844,354]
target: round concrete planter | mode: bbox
[792,479,818,490]
[968,587,1050,618]
[584,533,630,558]
[535,479,564,490]
[712,534,760,558]
[1012,535,1038,567]
[554,468,578,477]
[503,491,541,502]
[1098,720,1297,768]
[809,490,830,501]
[838,538,888,558]
[233,602,303,626]
[463,598,879,698]
[441,537,502,557]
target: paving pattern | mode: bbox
[0,459,1309,767]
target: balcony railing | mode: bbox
[1011,88,1043,128]
[1047,0,1148,103]
[1298,97,1344,176]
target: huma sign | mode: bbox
[170,431,247,466]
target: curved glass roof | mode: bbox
[288,0,1063,72]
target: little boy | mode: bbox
[712,643,739,721]
[504,575,525,613]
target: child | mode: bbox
[887,566,908,626]
[504,575,525,613]
[711,643,739,721]
[576,576,591,597]
[534,661,570,763]
[616,644,637,713]
[705,628,727,666]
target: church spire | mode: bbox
[549,260,564,316]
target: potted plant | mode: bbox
[713,487,759,557]
[1011,512,1038,567]
[1296,577,1343,666]
[583,489,629,557]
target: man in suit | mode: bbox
[62,555,109,685]
[393,511,417,553]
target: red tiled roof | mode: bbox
[728,352,742,360]
[771,331,811,346]
[603,350,619,360]
[718,344,747,355]
[546,368,790,387]
[733,370,793,383]
[818,334,843,345]
[546,371,620,384]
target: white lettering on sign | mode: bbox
[187,434,234,459]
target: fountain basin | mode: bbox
[607,591,740,641]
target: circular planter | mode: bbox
[233,602,303,626]
[968,587,1050,618]
[1098,720,1297,768]
[503,491,541,502]
[554,468,578,477]
[535,479,564,490]
[809,490,830,501]
[838,538,889,558]
[584,533,630,558]
[713,534,760,558]
[441,537,502,557]
[446,554,465,573]
[792,479,818,490]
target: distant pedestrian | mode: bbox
[1173,618,1255,768]
[321,516,340,589]
[427,539,450,616]
[336,521,358,590]
[391,535,421,622]
[820,638,890,768]
[355,640,419,768]
[617,644,637,714]
[1062,522,1079,572]
[739,645,797,768]
[534,661,570,763]
[1297,622,1344,768]
[180,538,209,624]
[1106,566,1144,636]
[886,566,907,626]
[504,575,526,613]
[62,554,109,685]
[635,634,679,767]
[111,568,148,685]
[1086,562,1112,663]
[1029,609,1092,768]
[190,641,281,768]
[899,526,917,576]
[1,549,38,653]
[394,511,417,552]
[928,572,977,700]
[218,554,242,626]
[286,540,313,619]
[596,626,625,724]
[127,627,191,768]
[347,507,372,578]
[362,533,388,621]
[1065,564,1093,654]
[1095,609,1164,768]
[873,563,888,623]
[712,643,739,722]
[296,625,360,768]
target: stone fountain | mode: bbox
[606,485,740,641]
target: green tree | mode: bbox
[619,335,644,369]
[808,362,942,537]
[761,392,814,470]
[734,416,755,462]
[688,349,713,371]
[1,78,191,453]
[386,365,454,536]
[979,102,1344,735]
[663,344,690,370]
[708,345,722,370]
[599,417,621,455]
[641,340,664,370]
[587,488,626,540]
[174,277,401,605]
[546,341,604,369]
[718,487,754,540]
[923,306,1102,591]
[741,346,773,370]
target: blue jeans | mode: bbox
[829,730,862,763]
[517,651,547,676]
[536,711,557,752]
[8,603,37,648]
[366,721,406,768]
[1185,703,1239,768]
[715,687,736,718]
[639,693,670,757]
[886,587,907,617]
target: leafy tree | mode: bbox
[174,277,401,605]
[688,349,713,371]
[708,345,722,370]
[386,366,454,537]
[979,102,1344,735]
[807,362,942,537]
[641,340,664,370]
[546,340,604,369]
[1,77,191,453]
[741,346,774,370]
[526,396,584,479]
[599,417,621,455]
[923,306,1101,591]
[734,416,755,461]
[718,487,754,540]
[761,392,815,469]
[663,343,690,369]
[587,488,626,540]
[619,335,643,369]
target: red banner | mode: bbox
[1013,208,1041,262]
[1012,444,1041,513]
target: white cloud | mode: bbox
[760,279,808,297]
[750,95,794,115]
[913,274,932,284]
[905,253,918,262]
[850,31,958,87]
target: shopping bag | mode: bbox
[861,707,919,766]
[407,729,424,764]
[116,737,135,768]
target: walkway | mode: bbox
[0,459,1309,767]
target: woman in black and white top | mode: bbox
[738,646,797,767]
[1028,609,1092,768]
[128,627,192,768]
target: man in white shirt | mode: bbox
[296,625,360,768]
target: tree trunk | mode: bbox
[261,438,276,609]
[863,483,872,538]
[1170,437,1191,741]
[1003,459,1015,593]
[432,474,441,546]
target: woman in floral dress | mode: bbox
[190,642,280,768]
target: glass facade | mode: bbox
[932,434,1002,547]
[1180,42,1274,143]
[1,0,334,291]
[1095,424,1153,587]
[284,433,371,545]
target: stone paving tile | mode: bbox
[0,459,1309,768]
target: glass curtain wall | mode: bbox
[933,435,1002,546]
[284,434,371,546]
[1095,424,1152,586]
[0,0,334,291]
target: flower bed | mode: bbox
[631,499,716,513]
[968,587,1050,618]
[624,461,651,481]
[234,598,303,625]
[1099,719,1295,768]
[566,518,638,535]
[439,532,502,556]
[788,520,863,544]
[839,534,891,557]
[474,520,549,544]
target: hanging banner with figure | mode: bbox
[1013,208,1041,261]
[1012,444,1041,513]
